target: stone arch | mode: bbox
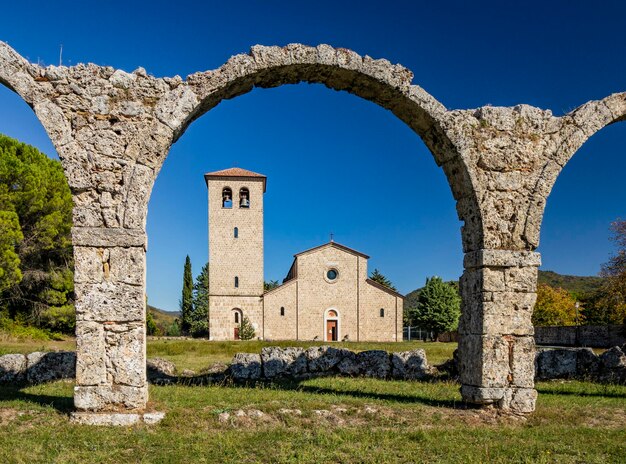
[3,40,599,421]
[523,92,626,249]
[125,44,480,242]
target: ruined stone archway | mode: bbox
[1,40,623,423]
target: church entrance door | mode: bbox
[327,320,338,341]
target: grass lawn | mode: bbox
[146,339,457,372]
[1,337,625,463]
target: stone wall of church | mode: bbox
[359,282,402,342]
[263,281,298,340]
[209,296,263,340]
[296,247,360,341]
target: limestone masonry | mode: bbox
[206,167,403,342]
[1,40,624,420]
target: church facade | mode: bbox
[205,167,404,342]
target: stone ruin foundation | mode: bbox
[0,41,624,424]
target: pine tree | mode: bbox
[369,269,397,292]
[239,315,256,340]
[180,255,193,334]
[414,276,461,340]
[0,134,74,331]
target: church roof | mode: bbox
[294,241,370,259]
[204,167,267,191]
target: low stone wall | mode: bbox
[0,353,182,386]
[230,346,434,381]
[2,344,625,387]
[536,345,626,383]
[534,325,625,348]
[0,351,76,384]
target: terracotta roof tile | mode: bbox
[204,167,266,191]
[204,167,266,178]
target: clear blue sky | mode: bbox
[1,1,624,311]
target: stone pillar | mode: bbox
[458,249,541,413]
[70,227,159,424]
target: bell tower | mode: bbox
[204,167,266,340]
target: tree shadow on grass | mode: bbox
[536,387,626,399]
[0,385,74,414]
[266,380,465,409]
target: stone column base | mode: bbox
[461,385,537,414]
[70,411,165,426]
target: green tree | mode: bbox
[146,310,159,336]
[0,210,23,293]
[532,284,579,326]
[239,315,256,340]
[180,255,193,334]
[264,280,280,292]
[0,134,74,331]
[369,269,397,292]
[595,219,626,324]
[189,263,209,337]
[414,276,461,340]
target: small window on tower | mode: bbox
[239,188,250,208]
[234,227,238,238]
[380,308,385,317]
[222,187,233,208]
[235,276,239,288]
[280,307,285,316]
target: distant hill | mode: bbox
[537,270,604,296]
[148,305,179,330]
[404,270,604,309]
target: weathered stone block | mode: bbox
[460,292,535,335]
[75,281,145,322]
[230,353,262,380]
[464,250,542,269]
[76,321,107,386]
[576,348,600,377]
[74,385,148,411]
[72,227,147,248]
[337,351,361,376]
[261,346,307,378]
[105,323,146,387]
[25,351,76,384]
[147,358,177,382]
[535,348,578,380]
[600,346,626,369]
[509,336,535,388]
[306,346,346,372]
[460,385,506,404]
[504,266,537,292]
[391,349,431,380]
[356,350,391,378]
[505,387,537,413]
[74,246,145,286]
[0,354,26,383]
[458,334,510,388]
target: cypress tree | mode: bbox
[180,255,193,334]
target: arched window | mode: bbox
[280,307,285,316]
[234,227,238,238]
[380,308,385,317]
[239,187,250,208]
[328,309,337,318]
[234,312,239,323]
[234,276,239,288]
[222,187,233,208]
